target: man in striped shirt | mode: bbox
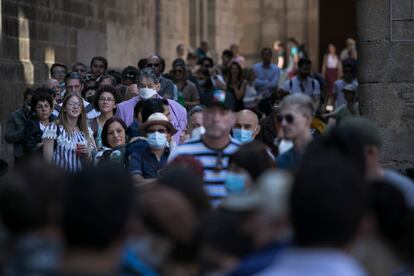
[169,89,240,205]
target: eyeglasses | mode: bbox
[67,102,81,108]
[173,69,184,74]
[146,128,167,134]
[276,114,295,124]
[146,63,161,68]
[99,97,115,102]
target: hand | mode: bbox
[128,84,139,97]
[76,144,90,159]
[36,142,43,148]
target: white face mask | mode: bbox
[139,87,157,99]
[191,126,205,139]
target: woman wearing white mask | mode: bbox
[128,112,177,184]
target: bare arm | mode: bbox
[42,139,54,163]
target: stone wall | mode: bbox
[357,0,414,170]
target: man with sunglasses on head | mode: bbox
[145,55,177,100]
[275,93,314,172]
[283,58,321,108]
[52,72,100,120]
[168,89,239,206]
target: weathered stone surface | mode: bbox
[358,0,414,171]
[357,0,388,42]
[358,41,414,83]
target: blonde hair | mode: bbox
[58,92,88,136]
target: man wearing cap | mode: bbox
[128,112,177,184]
[168,89,240,205]
[232,109,261,144]
[324,83,359,125]
[333,62,358,109]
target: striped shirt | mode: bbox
[168,137,240,204]
[42,123,94,173]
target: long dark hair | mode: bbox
[101,117,128,148]
[227,61,243,89]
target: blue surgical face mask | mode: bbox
[225,172,247,194]
[232,128,254,143]
[147,132,167,149]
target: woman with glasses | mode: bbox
[172,63,199,110]
[128,112,177,184]
[90,85,120,150]
[42,92,96,173]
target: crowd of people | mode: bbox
[1,38,414,275]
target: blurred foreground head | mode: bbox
[0,157,67,235]
[63,165,134,250]
[292,139,367,248]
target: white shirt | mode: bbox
[259,248,366,276]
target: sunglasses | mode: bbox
[276,114,295,124]
[146,63,161,68]
[214,151,224,172]
[146,128,167,134]
[173,69,184,74]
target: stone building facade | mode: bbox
[358,0,414,171]
[0,0,319,162]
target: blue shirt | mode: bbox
[126,120,142,138]
[252,63,281,97]
[276,148,301,172]
[229,240,290,276]
[128,147,170,178]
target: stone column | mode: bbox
[357,0,414,170]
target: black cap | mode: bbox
[204,89,235,110]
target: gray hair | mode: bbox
[187,105,204,119]
[280,93,315,117]
[138,68,160,84]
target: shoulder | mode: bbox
[42,123,59,139]
[118,97,137,109]
[167,99,187,113]
[186,80,197,88]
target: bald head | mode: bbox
[234,109,260,138]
